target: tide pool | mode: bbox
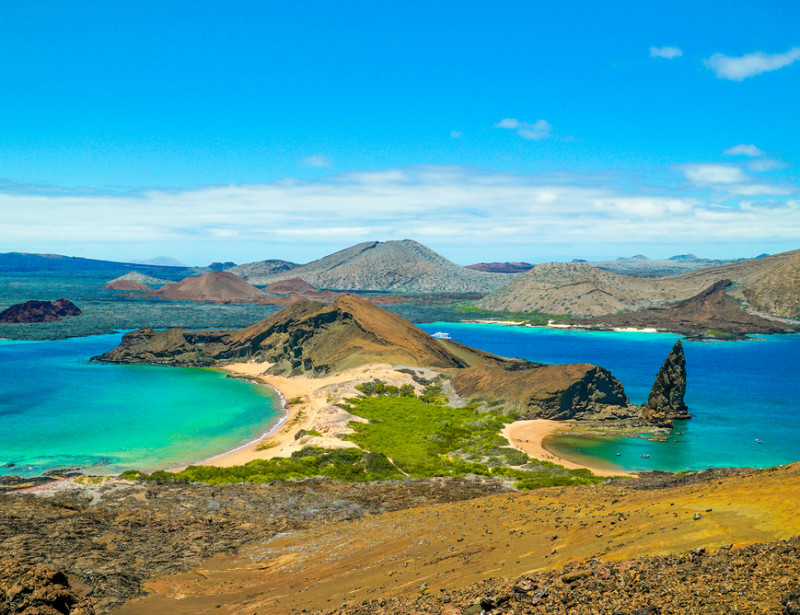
[0,333,280,477]
[418,322,800,472]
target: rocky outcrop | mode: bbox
[452,361,637,421]
[639,340,690,428]
[0,299,82,323]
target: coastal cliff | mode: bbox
[452,361,637,421]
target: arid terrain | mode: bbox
[3,464,799,615]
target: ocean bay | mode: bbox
[0,333,281,477]
[419,322,800,473]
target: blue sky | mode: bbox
[1,1,799,265]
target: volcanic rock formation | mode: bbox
[97,295,494,373]
[231,239,514,293]
[149,271,266,302]
[639,340,690,428]
[0,299,82,323]
[452,361,637,421]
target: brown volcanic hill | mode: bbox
[150,271,266,302]
[0,299,82,323]
[477,249,800,320]
[265,277,317,294]
[574,280,795,334]
[466,261,534,274]
[231,239,514,293]
[452,361,637,421]
[105,279,151,291]
[98,295,498,374]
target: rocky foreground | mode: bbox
[333,538,800,615]
[2,465,799,614]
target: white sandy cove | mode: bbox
[200,362,632,478]
[502,420,635,477]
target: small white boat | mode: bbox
[755,438,762,443]
[431,331,452,340]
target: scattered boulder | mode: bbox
[0,299,82,323]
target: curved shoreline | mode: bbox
[179,376,289,470]
[502,419,635,477]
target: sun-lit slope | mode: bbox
[477,249,800,318]
[116,463,800,615]
[233,239,514,293]
[224,294,495,373]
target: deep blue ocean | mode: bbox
[0,333,280,477]
[418,323,800,472]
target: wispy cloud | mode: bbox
[494,118,552,141]
[301,154,332,168]
[683,164,749,185]
[705,47,800,81]
[723,144,764,157]
[650,46,682,59]
[450,130,464,139]
[1,164,797,262]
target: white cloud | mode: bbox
[1,163,797,264]
[705,47,800,81]
[683,164,749,185]
[301,154,332,168]
[723,144,764,157]
[650,46,682,59]
[450,130,464,139]
[494,118,552,141]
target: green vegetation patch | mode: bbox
[124,379,603,490]
[122,447,403,485]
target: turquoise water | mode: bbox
[0,333,280,477]
[418,323,800,472]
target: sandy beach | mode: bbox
[201,364,634,478]
[502,419,635,477]
[199,362,439,467]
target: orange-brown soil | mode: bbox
[116,463,800,615]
